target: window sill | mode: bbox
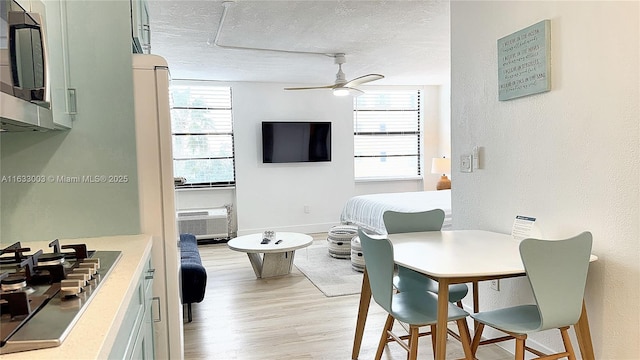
[355,176,422,183]
[175,186,235,192]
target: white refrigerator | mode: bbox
[132,54,184,360]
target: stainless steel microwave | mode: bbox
[0,0,53,131]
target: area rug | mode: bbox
[294,245,363,297]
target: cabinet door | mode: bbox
[130,256,156,359]
[139,1,150,53]
[108,254,154,360]
[35,0,74,129]
[131,0,150,54]
[130,306,153,360]
[108,275,144,359]
[143,257,156,359]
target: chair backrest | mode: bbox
[520,231,593,331]
[383,209,445,234]
[358,229,394,312]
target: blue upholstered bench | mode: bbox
[180,233,207,322]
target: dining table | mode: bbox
[350,230,598,360]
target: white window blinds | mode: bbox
[170,84,235,187]
[353,90,421,179]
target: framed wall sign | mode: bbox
[497,20,551,101]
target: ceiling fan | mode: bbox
[284,54,384,96]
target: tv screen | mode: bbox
[262,121,331,163]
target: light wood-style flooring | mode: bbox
[183,234,513,359]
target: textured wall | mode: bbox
[451,1,639,358]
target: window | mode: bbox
[170,83,235,187]
[353,90,421,179]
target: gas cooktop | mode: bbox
[0,239,121,354]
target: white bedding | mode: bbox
[340,190,452,234]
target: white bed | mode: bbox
[340,190,452,234]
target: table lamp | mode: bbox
[431,157,451,190]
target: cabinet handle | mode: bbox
[152,296,161,322]
[67,88,77,115]
[145,268,155,280]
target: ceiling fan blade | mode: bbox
[284,84,336,91]
[343,74,384,88]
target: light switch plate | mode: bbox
[460,154,472,173]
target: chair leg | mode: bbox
[471,322,484,356]
[514,335,526,360]
[456,318,474,359]
[187,303,193,322]
[430,325,437,355]
[408,325,419,360]
[375,314,394,360]
[560,326,577,360]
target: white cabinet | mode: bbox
[131,0,150,54]
[29,0,74,129]
[130,254,156,359]
[43,0,74,129]
[108,254,156,360]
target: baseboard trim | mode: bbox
[237,222,340,236]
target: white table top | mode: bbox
[387,230,598,279]
[228,232,313,253]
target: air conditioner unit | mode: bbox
[177,208,229,240]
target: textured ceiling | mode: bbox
[148,0,451,86]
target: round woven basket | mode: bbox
[350,235,365,272]
[327,225,358,259]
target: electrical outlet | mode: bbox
[490,279,500,291]
[304,205,310,214]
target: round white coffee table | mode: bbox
[227,232,313,278]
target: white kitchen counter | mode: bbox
[1,234,153,359]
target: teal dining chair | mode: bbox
[358,229,473,360]
[470,232,593,359]
[383,209,469,307]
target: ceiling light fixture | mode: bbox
[333,88,350,96]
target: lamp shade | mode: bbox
[431,157,451,175]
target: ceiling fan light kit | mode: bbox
[333,88,350,97]
[211,2,384,97]
[285,53,384,96]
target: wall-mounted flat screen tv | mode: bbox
[262,121,332,163]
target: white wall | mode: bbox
[438,83,451,162]
[231,83,354,234]
[174,83,449,234]
[175,187,235,211]
[451,1,639,358]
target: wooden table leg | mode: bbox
[574,300,595,360]
[435,278,451,360]
[472,281,479,313]
[352,268,372,360]
[472,281,479,331]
